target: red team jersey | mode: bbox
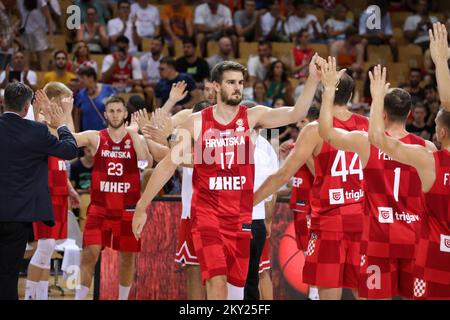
[48,156,68,196]
[415,149,450,285]
[191,105,255,237]
[310,114,369,233]
[90,129,141,213]
[290,164,314,214]
[362,133,426,258]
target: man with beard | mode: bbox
[132,56,325,300]
[70,96,151,300]
[140,35,165,109]
[0,51,38,91]
[176,37,210,89]
[43,51,76,86]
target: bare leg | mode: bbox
[258,270,273,300]
[185,265,205,300]
[79,245,102,288]
[318,287,342,300]
[119,252,135,287]
[205,275,227,300]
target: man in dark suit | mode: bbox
[0,82,78,300]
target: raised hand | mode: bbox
[168,81,188,104]
[126,112,140,132]
[368,64,390,100]
[47,102,65,129]
[33,89,51,116]
[429,22,449,64]
[320,56,347,89]
[152,108,173,139]
[60,96,74,115]
[309,53,326,82]
[142,123,168,146]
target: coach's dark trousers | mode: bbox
[244,219,266,300]
[0,222,31,300]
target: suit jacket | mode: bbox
[0,112,78,224]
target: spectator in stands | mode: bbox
[0,0,15,70]
[154,57,201,111]
[70,41,98,74]
[206,36,234,70]
[75,66,117,132]
[194,0,237,57]
[203,79,216,104]
[234,0,259,42]
[140,35,165,110]
[101,35,143,93]
[257,0,289,42]
[406,102,433,140]
[424,84,440,129]
[400,68,425,101]
[0,51,37,91]
[75,0,110,25]
[284,1,324,43]
[43,50,76,86]
[264,60,294,106]
[70,146,94,232]
[316,0,342,20]
[75,5,109,54]
[247,41,277,86]
[330,26,364,78]
[126,94,146,115]
[359,0,398,62]
[107,0,143,54]
[176,37,210,89]
[160,0,193,57]
[252,80,271,107]
[17,0,53,71]
[403,0,438,52]
[323,4,352,43]
[290,29,314,80]
[130,0,160,39]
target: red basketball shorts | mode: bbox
[83,204,141,252]
[259,239,270,273]
[293,211,310,251]
[192,226,251,288]
[303,230,361,289]
[33,195,68,240]
[175,218,199,265]
[358,255,415,299]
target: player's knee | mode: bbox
[82,246,100,267]
[206,276,227,292]
[30,238,56,269]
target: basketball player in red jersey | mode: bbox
[369,23,450,299]
[133,55,326,300]
[254,67,369,300]
[25,84,80,300]
[318,60,436,299]
[70,96,151,300]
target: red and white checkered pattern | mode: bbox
[413,278,426,298]
[306,233,317,256]
[360,254,366,267]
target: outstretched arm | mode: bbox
[318,56,370,163]
[429,22,450,110]
[250,54,325,129]
[254,123,319,206]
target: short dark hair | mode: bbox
[410,67,422,74]
[77,66,97,81]
[384,88,412,122]
[345,26,358,38]
[267,60,288,82]
[306,106,320,121]
[86,5,97,13]
[258,40,272,49]
[116,35,130,45]
[182,36,197,47]
[211,61,247,83]
[193,100,211,112]
[160,56,177,70]
[105,96,126,109]
[152,35,165,46]
[118,0,130,7]
[436,108,450,132]
[334,72,354,105]
[4,82,34,112]
[54,50,67,60]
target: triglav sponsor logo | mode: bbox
[378,207,394,223]
[440,234,450,253]
[329,188,344,204]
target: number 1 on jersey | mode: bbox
[393,167,401,202]
[220,152,234,170]
[331,150,363,182]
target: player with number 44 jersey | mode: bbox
[254,70,367,299]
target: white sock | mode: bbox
[36,281,49,300]
[308,286,320,300]
[226,283,244,300]
[75,285,90,300]
[118,285,131,300]
[25,280,38,300]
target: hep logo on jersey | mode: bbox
[440,234,450,253]
[329,188,345,204]
[378,207,394,223]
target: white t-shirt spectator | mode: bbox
[194,3,233,29]
[247,55,277,81]
[107,17,143,53]
[324,18,352,41]
[139,53,163,83]
[0,69,37,86]
[130,3,160,38]
[17,0,48,33]
[253,135,279,220]
[403,14,438,44]
[284,14,323,38]
[260,12,284,37]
